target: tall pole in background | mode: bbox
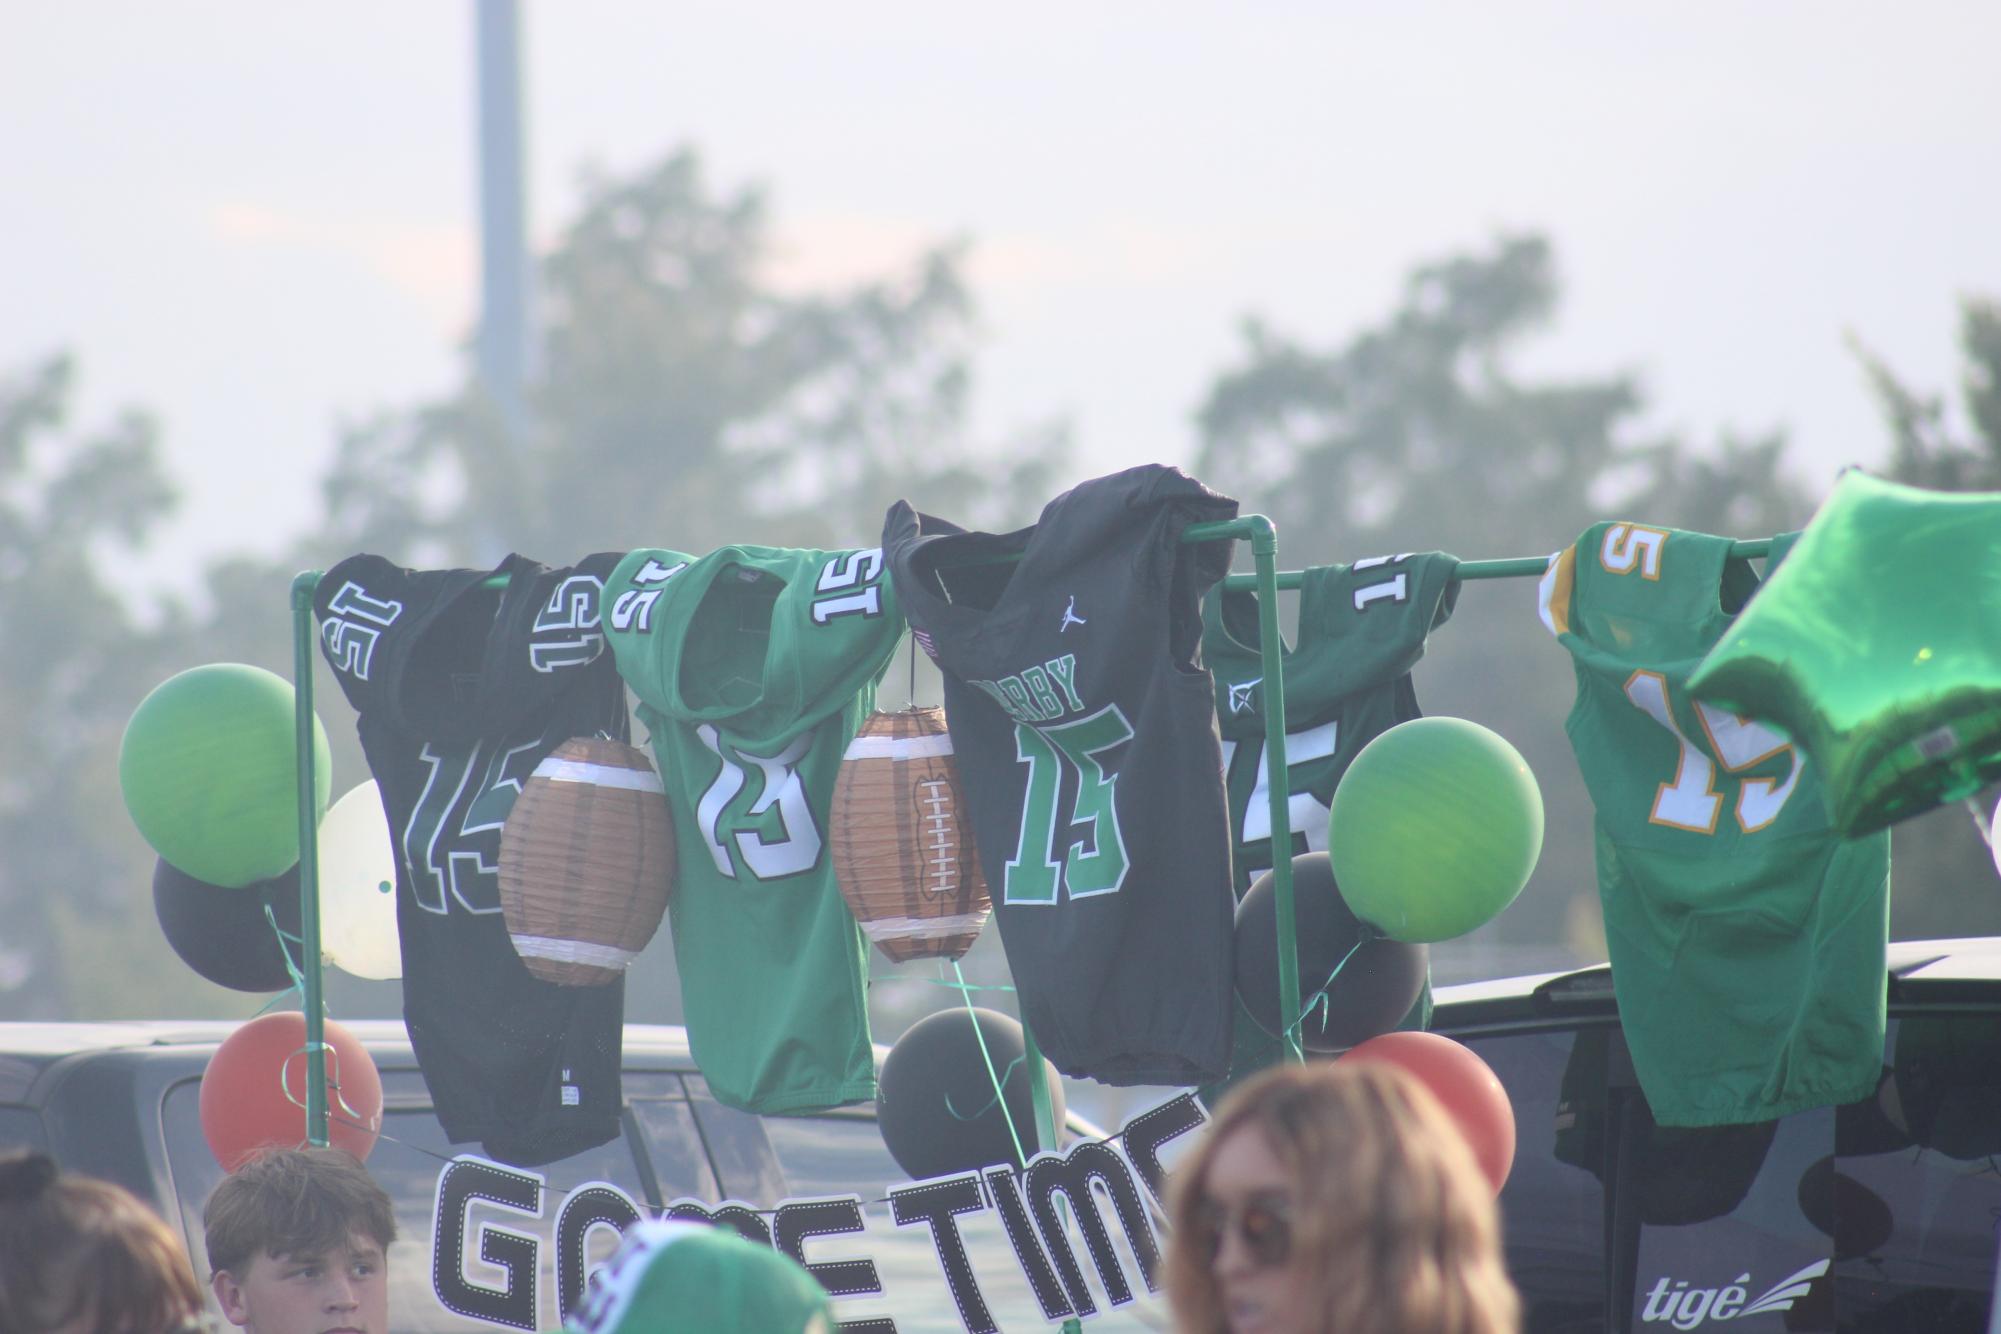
[475,0,533,437]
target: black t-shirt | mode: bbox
[316,552,629,1165]
[883,465,1239,1086]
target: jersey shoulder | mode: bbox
[1537,523,1745,663]
[315,555,482,718]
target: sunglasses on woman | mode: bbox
[1193,1192,1293,1268]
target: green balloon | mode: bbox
[1688,472,2001,835]
[1328,717,1543,942]
[119,663,333,888]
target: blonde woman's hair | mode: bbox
[1163,1060,1520,1334]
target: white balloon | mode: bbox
[317,781,402,980]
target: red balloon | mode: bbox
[200,1012,382,1171]
[1340,1030,1516,1193]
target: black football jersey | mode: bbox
[883,465,1239,1086]
[315,552,629,1166]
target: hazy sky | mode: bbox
[5,1,1998,588]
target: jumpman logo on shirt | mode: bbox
[1059,597,1088,633]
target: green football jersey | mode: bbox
[1206,552,1461,890]
[1199,553,1457,1102]
[1538,522,1890,1127]
[603,544,900,1114]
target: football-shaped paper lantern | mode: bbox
[1234,853,1428,1053]
[831,708,990,962]
[200,1011,382,1171]
[153,858,302,993]
[317,780,401,982]
[498,737,674,987]
[120,663,333,888]
[876,1007,1062,1180]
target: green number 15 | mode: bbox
[1005,704,1134,905]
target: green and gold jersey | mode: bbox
[1538,522,1890,1126]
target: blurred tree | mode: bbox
[321,148,1061,567]
[1851,298,2001,491]
[184,147,1067,1027]
[1194,234,1820,971]
[0,355,266,1018]
[1852,297,2001,939]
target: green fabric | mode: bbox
[603,545,900,1114]
[1688,473,2001,834]
[563,1220,834,1334]
[1538,522,1890,1127]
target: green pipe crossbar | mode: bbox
[286,528,1785,1246]
[1218,538,1773,590]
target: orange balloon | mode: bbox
[200,1011,382,1171]
[1340,1030,1516,1193]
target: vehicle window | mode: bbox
[625,1096,718,1200]
[681,1079,785,1202]
[1461,1025,1610,1333]
[0,1105,46,1152]
[762,1108,894,1198]
[164,1069,684,1334]
[1832,1014,2001,1332]
[1622,1098,1835,1330]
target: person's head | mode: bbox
[1164,1061,1520,1334]
[203,1147,397,1334]
[565,1219,834,1334]
[0,1149,204,1334]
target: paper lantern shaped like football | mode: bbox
[831,708,991,962]
[498,737,675,986]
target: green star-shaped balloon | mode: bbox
[1688,471,2001,835]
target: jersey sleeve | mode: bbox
[313,553,412,716]
[1536,536,1584,641]
[601,547,698,714]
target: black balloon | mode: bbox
[1799,1155,1894,1261]
[876,1007,1064,1180]
[1632,1116,1778,1226]
[1234,852,1427,1053]
[153,858,303,992]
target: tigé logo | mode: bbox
[1640,1260,1827,1328]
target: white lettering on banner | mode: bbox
[427,1096,1211,1333]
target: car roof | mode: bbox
[1434,935,2001,1011]
[0,1020,697,1102]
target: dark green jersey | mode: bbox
[1205,552,1460,891]
[1539,523,1890,1126]
[603,544,900,1114]
[1199,553,1455,1102]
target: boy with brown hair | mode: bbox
[203,1146,398,1334]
